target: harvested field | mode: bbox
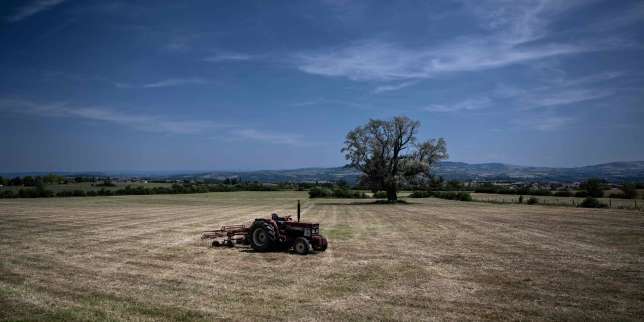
[1,191,642,321]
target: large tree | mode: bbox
[342,116,448,201]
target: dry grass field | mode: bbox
[1,191,642,321]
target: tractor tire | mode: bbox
[293,237,311,255]
[318,237,328,252]
[249,221,276,252]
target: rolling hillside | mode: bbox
[182,161,644,183]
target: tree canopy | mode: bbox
[342,116,448,201]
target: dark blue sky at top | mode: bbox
[0,0,643,172]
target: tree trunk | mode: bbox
[386,187,398,202]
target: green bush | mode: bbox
[309,186,333,198]
[409,191,432,198]
[432,191,472,201]
[580,178,606,198]
[620,183,638,199]
[372,191,388,199]
[574,191,588,198]
[526,197,539,205]
[0,190,16,198]
[529,188,552,196]
[308,186,367,198]
[554,190,572,197]
[578,197,607,208]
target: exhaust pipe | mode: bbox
[297,200,300,222]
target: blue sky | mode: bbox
[1,0,643,172]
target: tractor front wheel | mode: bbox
[293,237,311,255]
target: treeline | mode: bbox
[408,190,473,201]
[0,174,66,186]
[308,186,368,199]
[472,179,640,199]
[0,183,281,199]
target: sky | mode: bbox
[0,0,643,172]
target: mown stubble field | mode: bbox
[1,191,642,321]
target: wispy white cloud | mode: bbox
[289,98,368,110]
[425,70,625,113]
[372,81,418,94]
[425,97,493,112]
[524,89,615,108]
[0,98,313,145]
[547,71,624,88]
[294,1,625,81]
[116,77,208,89]
[0,98,223,135]
[512,116,574,131]
[295,38,595,81]
[228,128,306,146]
[204,52,255,63]
[6,0,66,23]
[141,78,208,88]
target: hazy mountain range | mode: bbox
[3,161,643,183]
[180,161,644,183]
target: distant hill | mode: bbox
[177,161,644,183]
[433,161,644,182]
[3,161,644,183]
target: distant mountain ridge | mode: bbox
[2,161,644,183]
[174,161,644,183]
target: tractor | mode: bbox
[201,201,328,255]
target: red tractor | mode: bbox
[201,201,328,255]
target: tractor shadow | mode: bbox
[209,244,324,256]
[238,248,323,256]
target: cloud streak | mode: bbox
[0,98,222,135]
[425,97,493,113]
[512,116,574,131]
[294,1,624,81]
[229,128,306,146]
[0,98,311,145]
[6,0,66,23]
[204,52,255,63]
[372,81,418,94]
[116,78,208,89]
[523,89,615,108]
[424,70,624,114]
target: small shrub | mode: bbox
[372,191,387,199]
[309,187,333,198]
[432,191,472,201]
[309,186,366,198]
[529,188,552,196]
[554,190,572,197]
[526,197,539,205]
[0,190,16,198]
[409,191,432,198]
[620,183,638,199]
[574,191,588,198]
[518,195,524,204]
[578,197,607,208]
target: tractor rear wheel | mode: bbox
[249,221,276,251]
[293,237,311,255]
